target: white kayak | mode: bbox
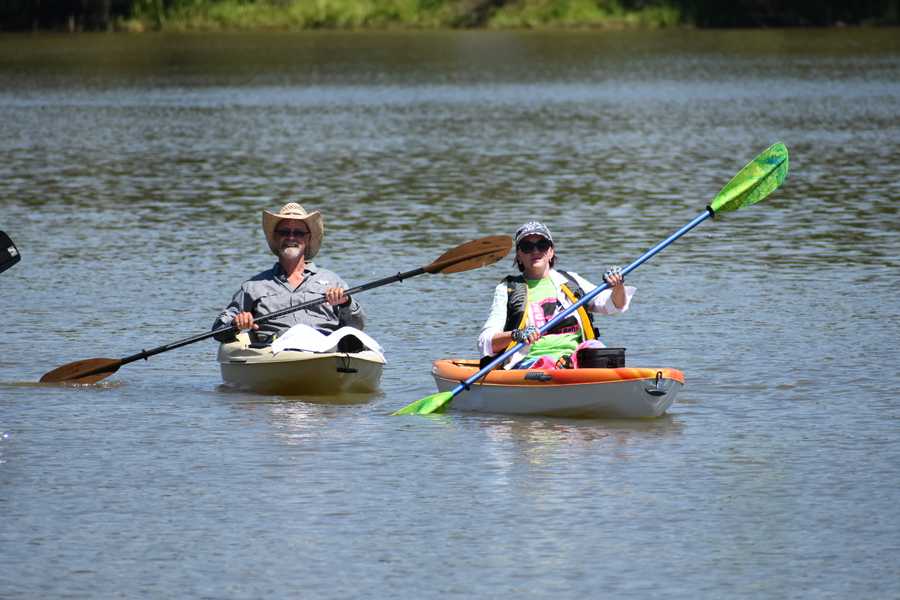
[218,325,385,395]
[432,359,684,418]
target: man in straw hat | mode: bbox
[212,202,364,343]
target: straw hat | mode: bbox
[262,202,324,259]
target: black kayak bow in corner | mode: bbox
[1,231,20,275]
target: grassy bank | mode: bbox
[9,0,896,32]
[120,0,682,32]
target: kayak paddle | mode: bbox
[40,235,512,385]
[393,142,789,415]
[1,231,21,274]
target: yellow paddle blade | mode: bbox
[424,235,512,274]
[392,391,454,415]
[39,358,122,384]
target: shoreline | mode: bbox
[4,22,899,35]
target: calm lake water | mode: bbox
[1,29,899,598]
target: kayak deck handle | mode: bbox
[524,372,553,382]
[644,371,668,397]
[337,355,358,374]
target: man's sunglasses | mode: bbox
[517,239,552,253]
[275,228,310,238]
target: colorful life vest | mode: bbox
[501,271,598,351]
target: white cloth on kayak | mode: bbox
[271,324,384,356]
[478,268,635,368]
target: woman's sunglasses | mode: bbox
[517,239,552,253]
[275,228,310,238]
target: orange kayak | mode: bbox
[432,359,684,418]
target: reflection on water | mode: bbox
[475,414,685,465]
[217,385,383,405]
[1,29,899,599]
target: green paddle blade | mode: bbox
[392,391,454,415]
[709,142,789,214]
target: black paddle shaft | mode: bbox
[117,266,428,366]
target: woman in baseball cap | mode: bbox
[477,220,634,369]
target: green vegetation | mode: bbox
[128,0,455,31]
[3,0,898,32]
[489,0,681,29]
[121,0,684,32]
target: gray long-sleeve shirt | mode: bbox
[212,261,365,343]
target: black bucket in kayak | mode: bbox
[576,347,626,368]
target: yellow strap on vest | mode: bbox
[504,282,595,352]
[504,286,531,352]
[560,283,596,341]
